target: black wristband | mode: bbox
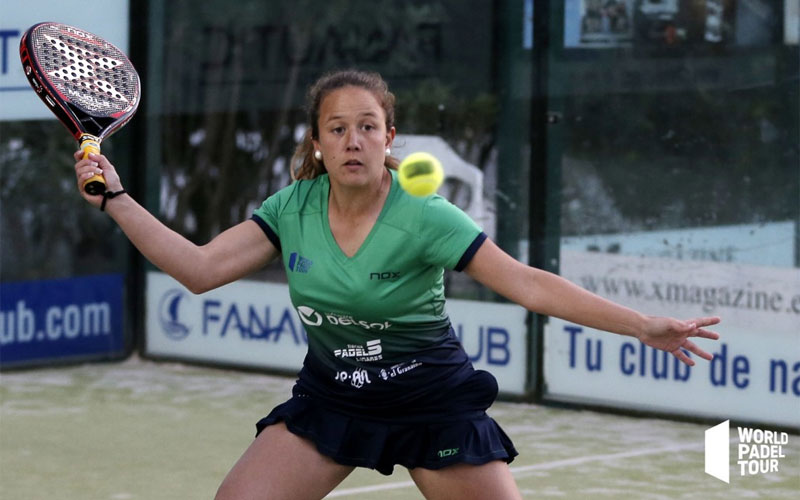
[100,189,127,212]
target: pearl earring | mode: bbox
[385,148,391,156]
[314,150,322,161]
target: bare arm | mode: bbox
[75,151,279,294]
[464,238,720,365]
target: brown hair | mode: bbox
[291,69,399,180]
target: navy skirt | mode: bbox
[255,370,518,475]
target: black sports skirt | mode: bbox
[255,370,518,475]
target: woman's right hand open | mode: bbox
[73,150,125,208]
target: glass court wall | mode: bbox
[2,0,797,428]
[139,0,535,394]
[540,0,799,428]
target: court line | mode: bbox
[327,441,704,497]
[509,441,703,476]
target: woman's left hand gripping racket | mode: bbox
[19,22,141,195]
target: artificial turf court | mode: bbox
[1,357,797,499]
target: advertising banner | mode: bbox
[146,0,494,115]
[544,251,800,428]
[0,274,126,367]
[146,272,529,394]
[0,0,129,121]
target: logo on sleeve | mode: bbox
[288,252,313,273]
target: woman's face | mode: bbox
[313,86,394,189]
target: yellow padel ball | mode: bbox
[397,152,444,197]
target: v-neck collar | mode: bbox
[322,169,396,263]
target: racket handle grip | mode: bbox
[80,135,106,195]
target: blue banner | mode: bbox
[0,274,126,367]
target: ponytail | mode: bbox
[291,129,325,181]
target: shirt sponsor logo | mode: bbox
[288,252,313,273]
[335,339,383,362]
[379,359,423,380]
[297,306,323,326]
[369,271,400,281]
[335,368,372,389]
[296,306,391,331]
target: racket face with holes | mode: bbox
[19,22,140,142]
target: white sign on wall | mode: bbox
[787,0,799,45]
[544,250,800,428]
[146,272,529,395]
[560,221,795,267]
[0,0,130,121]
[447,299,528,394]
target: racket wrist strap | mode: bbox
[100,189,127,212]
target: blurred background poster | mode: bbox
[788,0,800,44]
[566,0,636,47]
[565,0,756,48]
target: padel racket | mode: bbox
[19,22,140,195]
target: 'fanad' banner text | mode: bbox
[544,251,800,429]
[145,272,528,394]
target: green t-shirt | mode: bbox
[251,169,487,413]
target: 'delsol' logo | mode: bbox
[705,420,790,483]
[295,306,391,331]
[158,289,191,340]
[297,306,323,326]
